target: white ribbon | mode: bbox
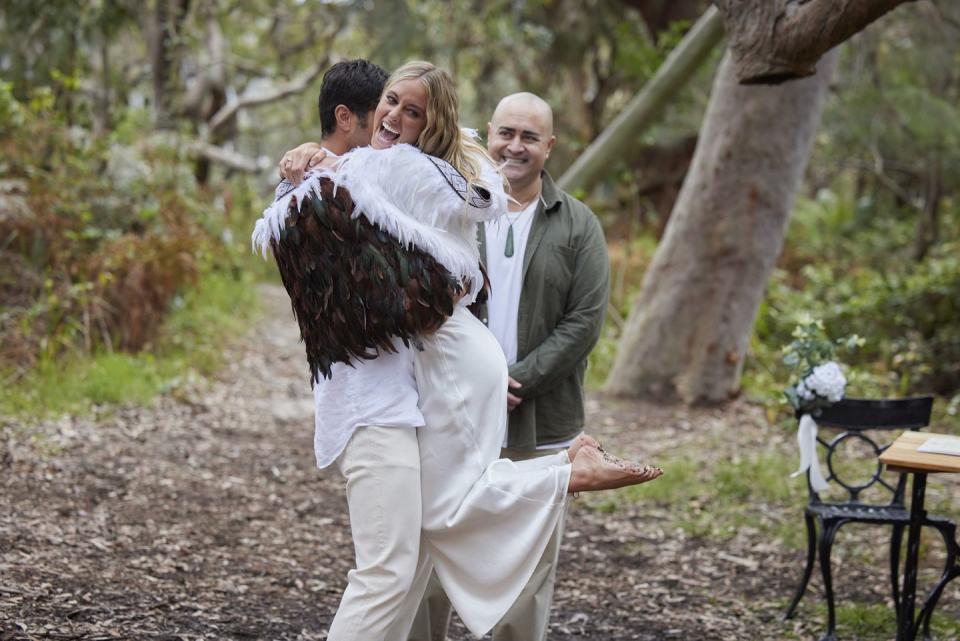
[791,413,829,492]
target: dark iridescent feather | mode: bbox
[269,176,464,384]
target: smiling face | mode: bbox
[486,95,556,192]
[371,79,428,149]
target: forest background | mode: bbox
[1,0,958,426]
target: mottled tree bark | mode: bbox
[714,0,913,84]
[604,51,837,403]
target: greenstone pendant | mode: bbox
[505,224,514,258]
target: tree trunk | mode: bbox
[912,154,942,261]
[148,0,172,128]
[604,50,837,403]
[714,0,914,84]
[93,28,111,137]
[189,10,228,185]
[147,0,190,129]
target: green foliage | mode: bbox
[746,186,960,420]
[782,318,861,375]
[818,10,960,182]
[587,233,658,389]
[0,72,250,393]
[0,270,258,418]
[1,87,170,358]
[737,4,960,420]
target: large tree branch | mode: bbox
[181,9,227,123]
[713,0,915,84]
[186,140,264,173]
[206,58,327,134]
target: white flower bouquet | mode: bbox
[783,318,861,416]
[782,318,863,491]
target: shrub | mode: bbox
[749,189,960,406]
[0,82,215,376]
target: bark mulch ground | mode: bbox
[2,285,958,640]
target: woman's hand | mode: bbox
[278,142,326,185]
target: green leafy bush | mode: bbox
[0,81,240,380]
[748,189,960,414]
[0,270,258,417]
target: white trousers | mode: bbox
[328,425,422,641]
[386,306,571,638]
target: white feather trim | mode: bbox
[250,144,508,304]
[329,144,506,303]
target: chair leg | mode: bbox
[818,520,844,641]
[919,522,959,641]
[890,523,905,618]
[784,513,818,621]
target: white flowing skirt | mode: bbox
[408,305,571,637]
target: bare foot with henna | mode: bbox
[567,445,663,494]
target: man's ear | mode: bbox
[334,104,354,132]
[545,134,557,159]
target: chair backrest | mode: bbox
[805,396,934,505]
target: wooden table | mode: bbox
[880,430,960,641]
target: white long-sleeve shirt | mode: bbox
[312,339,423,469]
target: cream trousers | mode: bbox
[328,424,422,641]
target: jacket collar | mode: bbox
[539,170,562,214]
[520,170,561,279]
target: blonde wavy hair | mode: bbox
[384,61,493,185]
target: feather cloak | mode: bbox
[252,144,507,383]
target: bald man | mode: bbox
[408,93,611,641]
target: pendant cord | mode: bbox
[503,195,538,259]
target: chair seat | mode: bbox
[807,502,908,523]
[807,502,955,529]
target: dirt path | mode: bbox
[2,285,957,640]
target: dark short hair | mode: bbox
[318,59,388,137]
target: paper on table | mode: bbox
[917,436,960,457]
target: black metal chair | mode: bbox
[782,396,958,641]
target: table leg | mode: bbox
[916,525,960,639]
[898,472,927,641]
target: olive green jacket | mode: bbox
[476,171,610,450]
